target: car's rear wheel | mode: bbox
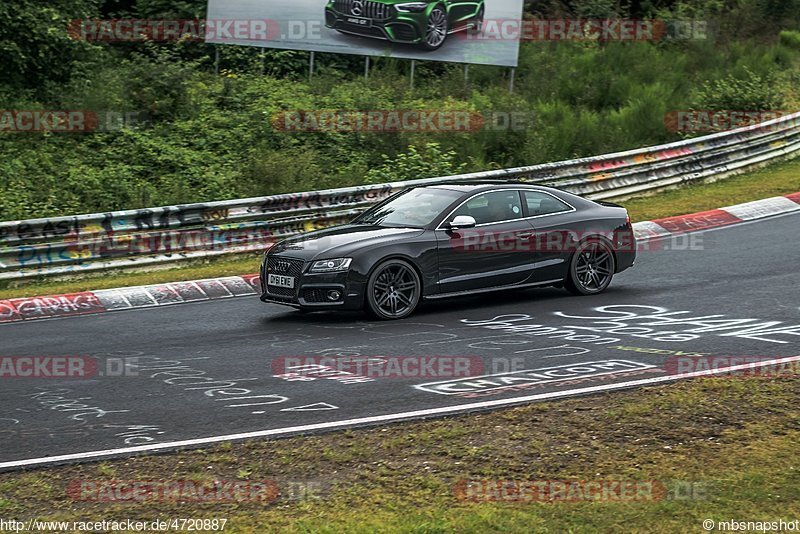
[366,259,421,320]
[423,5,448,50]
[565,239,616,295]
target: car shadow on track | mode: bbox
[260,285,646,326]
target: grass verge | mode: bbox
[622,156,800,221]
[2,156,799,301]
[0,253,262,301]
[1,376,798,532]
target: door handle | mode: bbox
[517,233,534,240]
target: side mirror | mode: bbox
[447,215,477,230]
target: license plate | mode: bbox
[346,16,371,27]
[267,274,295,289]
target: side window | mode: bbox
[450,191,523,225]
[523,191,571,216]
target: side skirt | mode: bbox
[424,278,563,300]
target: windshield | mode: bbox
[354,187,462,228]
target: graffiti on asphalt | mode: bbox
[415,359,657,396]
[461,305,800,345]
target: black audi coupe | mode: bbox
[260,183,636,319]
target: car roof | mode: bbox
[422,181,596,210]
[425,181,561,193]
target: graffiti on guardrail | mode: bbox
[1,111,798,279]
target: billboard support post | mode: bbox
[410,60,415,89]
[309,51,315,81]
[464,64,469,90]
[214,46,220,76]
[509,68,515,93]
[365,56,370,81]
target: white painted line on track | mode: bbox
[2,354,799,471]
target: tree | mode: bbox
[0,0,103,94]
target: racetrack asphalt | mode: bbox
[1,211,798,470]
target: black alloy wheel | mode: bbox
[565,240,616,295]
[366,259,421,319]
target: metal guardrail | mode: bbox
[2,111,799,280]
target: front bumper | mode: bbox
[325,4,426,44]
[260,256,365,311]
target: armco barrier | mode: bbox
[4,193,799,324]
[1,111,799,280]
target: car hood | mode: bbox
[268,224,424,261]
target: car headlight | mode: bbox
[395,2,429,12]
[309,258,353,273]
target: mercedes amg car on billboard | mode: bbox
[207,0,521,66]
[324,0,485,50]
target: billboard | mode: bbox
[206,0,524,67]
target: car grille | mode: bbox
[265,256,304,299]
[341,24,386,37]
[301,288,329,303]
[389,23,417,41]
[342,24,386,37]
[333,0,393,19]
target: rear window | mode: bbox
[523,191,572,216]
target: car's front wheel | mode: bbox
[422,5,448,50]
[365,259,421,320]
[565,239,616,295]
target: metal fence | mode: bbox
[2,111,799,280]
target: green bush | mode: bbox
[364,144,468,184]
[779,30,800,50]
[0,0,799,221]
[692,68,784,111]
[0,0,103,98]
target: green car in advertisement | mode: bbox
[325,0,485,50]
